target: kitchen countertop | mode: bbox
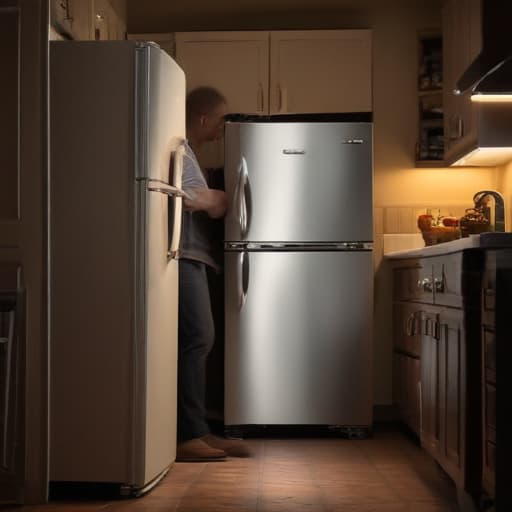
[384,232,512,259]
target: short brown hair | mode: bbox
[186,86,227,123]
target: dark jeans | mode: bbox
[177,259,215,442]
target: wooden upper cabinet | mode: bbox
[269,30,372,114]
[50,0,125,41]
[175,31,270,115]
[442,0,482,162]
[174,29,372,115]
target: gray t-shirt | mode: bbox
[179,142,220,271]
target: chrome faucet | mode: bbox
[473,190,505,232]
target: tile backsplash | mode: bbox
[376,205,468,235]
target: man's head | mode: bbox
[186,86,227,144]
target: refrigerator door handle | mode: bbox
[168,143,186,258]
[235,158,251,239]
[238,251,249,310]
[147,181,188,198]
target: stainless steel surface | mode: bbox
[454,1,512,95]
[225,242,373,251]
[224,121,373,243]
[224,250,373,426]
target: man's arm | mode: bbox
[184,188,227,219]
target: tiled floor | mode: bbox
[4,427,460,512]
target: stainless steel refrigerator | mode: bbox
[49,41,186,495]
[224,115,373,436]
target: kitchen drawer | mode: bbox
[432,253,463,308]
[393,261,433,303]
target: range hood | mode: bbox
[455,0,512,97]
[449,0,512,166]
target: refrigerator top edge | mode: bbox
[225,113,373,124]
[50,40,162,51]
[225,242,373,251]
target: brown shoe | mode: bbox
[201,433,252,458]
[176,438,227,462]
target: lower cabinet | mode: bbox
[421,307,465,485]
[392,250,483,501]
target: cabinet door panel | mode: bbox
[433,253,463,307]
[393,303,421,356]
[420,310,441,458]
[442,0,481,162]
[175,32,270,168]
[439,308,465,485]
[175,32,270,115]
[269,30,372,114]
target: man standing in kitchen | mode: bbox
[176,86,251,461]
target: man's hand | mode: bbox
[184,188,227,219]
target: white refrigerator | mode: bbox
[49,41,185,495]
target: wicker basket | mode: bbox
[420,226,461,246]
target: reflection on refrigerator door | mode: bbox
[224,250,373,427]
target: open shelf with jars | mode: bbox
[416,31,444,167]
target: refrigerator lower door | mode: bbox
[133,183,179,488]
[225,250,373,426]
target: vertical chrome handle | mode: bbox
[238,251,249,310]
[169,142,185,258]
[235,158,250,239]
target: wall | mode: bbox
[127,0,507,408]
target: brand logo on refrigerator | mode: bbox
[341,139,365,144]
[282,149,306,155]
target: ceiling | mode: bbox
[127,0,443,34]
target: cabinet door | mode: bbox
[438,308,465,486]
[67,0,94,40]
[432,253,463,308]
[420,309,441,459]
[269,30,372,114]
[175,31,270,115]
[393,302,422,356]
[92,0,110,40]
[442,0,481,162]
[175,31,270,168]
[394,352,421,435]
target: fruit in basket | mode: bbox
[417,214,433,231]
[442,216,459,227]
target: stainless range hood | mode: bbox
[455,0,512,97]
[448,0,512,166]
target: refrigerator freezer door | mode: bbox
[224,250,373,426]
[224,122,373,243]
[136,43,186,182]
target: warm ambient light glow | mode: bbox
[452,147,512,166]
[471,94,512,102]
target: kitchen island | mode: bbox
[385,233,512,512]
